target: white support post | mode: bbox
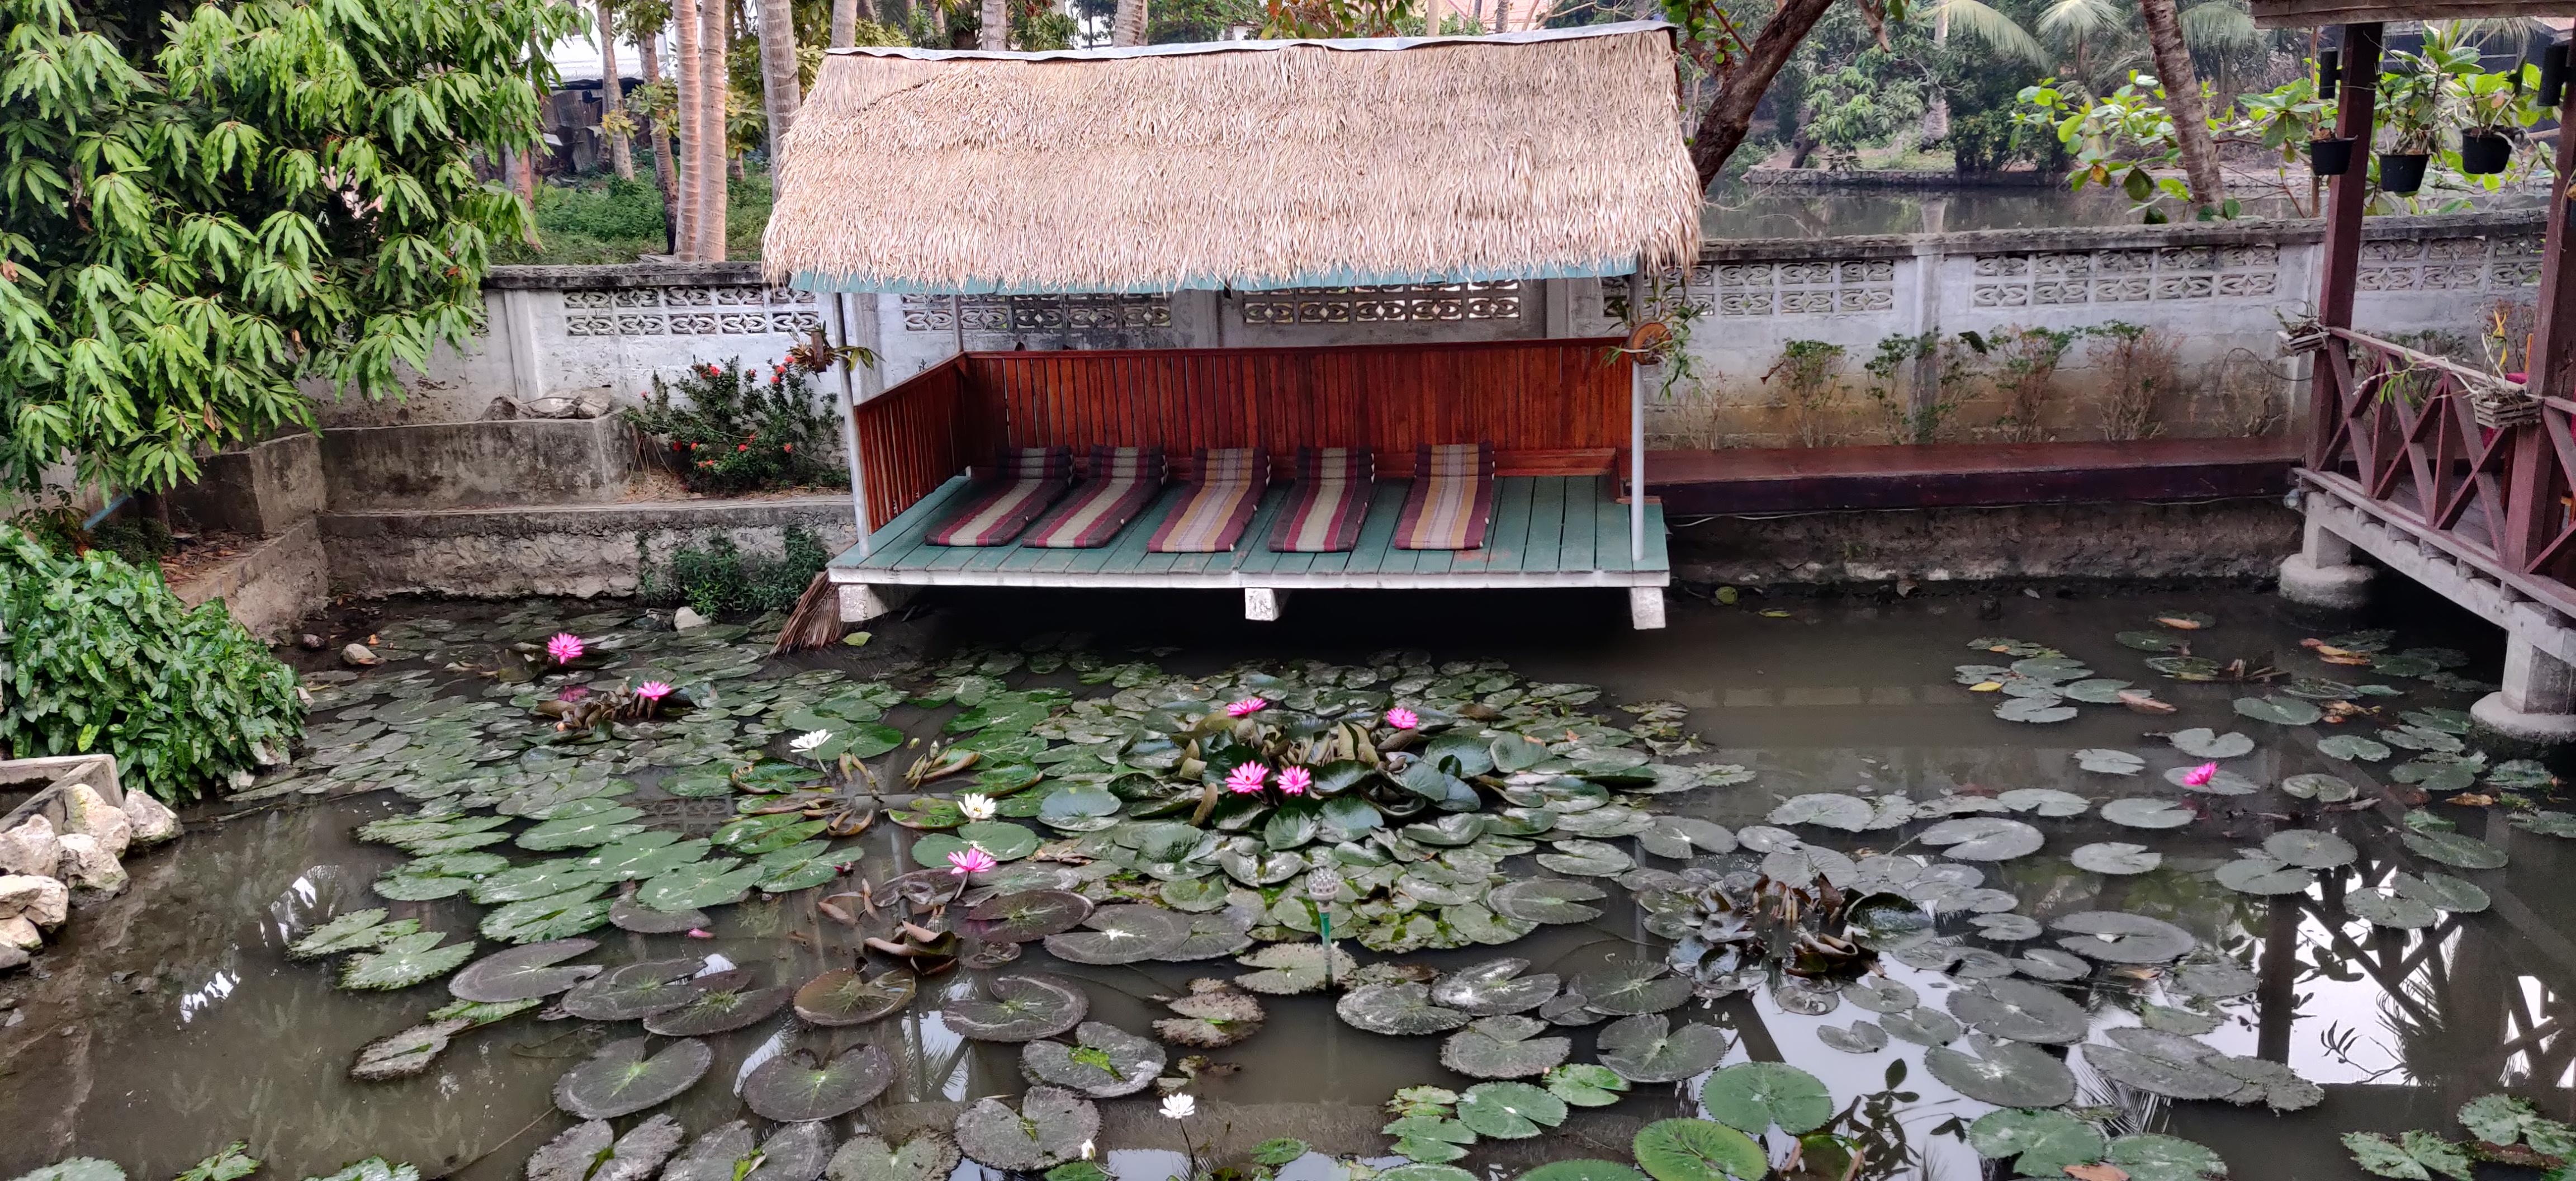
[1628,587,1666,630]
[830,291,873,558]
[837,583,911,623]
[1244,588,1289,622]
[1626,272,1646,564]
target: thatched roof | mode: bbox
[2248,0,2576,25]
[763,23,1701,296]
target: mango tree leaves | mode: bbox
[1631,1119,1766,1181]
[954,1086,1098,1171]
[744,1043,894,1122]
[553,1036,712,1118]
[1926,1034,2077,1108]
[1700,1062,1834,1135]
[794,969,917,1026]
[340,930,476,990]
[1968,1108,2106,1177]
[2166,729,2255,759]
[1455,1081,1568,1139]
[1021,1022,1166,1098]
[1441,1015,1571,1079]
[943,974,1089,1041]
[1595,1014,1731,1084]
[448,938,599,1002]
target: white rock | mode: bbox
[0,816,60,877]
[60,783,130,859]
[673,607,709,631]
[342,643,378,666]
[122,790,180,847]
[0,916,39,951]
[55,834,126,896]
[0,875,68,929]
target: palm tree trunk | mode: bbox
[673,0,704,258]
[757,0,802,164]
[596,0,636,180]
[2137,0,2224,208]
[831,0,858,45]
[638,31,681,250]
[979,0,1008,49]
[700,0,731,261]
[1111,0,1146,45]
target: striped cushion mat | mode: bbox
[926,447,1071,547]
[1149,448,1268,553]
[1266,447,1374,553]
[1394,443,1495,551]
[1024,446,1167,549]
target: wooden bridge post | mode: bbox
[2283,23,2385,609]
[2503,44,2576,573]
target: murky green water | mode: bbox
[3,583,2569,1181]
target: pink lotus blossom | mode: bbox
[685,928,713,939]
[1276,766,1313,796]
[2181,762,2218,787]
[947,847,998,876]
[1226,696,1268,717]
[547,632,586,664]
[555,685,591,703]
[1225,763,1270,794]
[1385,706,1419,730]
[634,681,674,701]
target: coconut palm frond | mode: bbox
[1933,0,2049,64]
[2038,0,2122,42]
[2180,1,2258,51]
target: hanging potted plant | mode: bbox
[2451,66,2529,176]
[2375,66,2441,194]
[2261,63,2352,176]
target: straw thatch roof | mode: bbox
[763,23,1701,295]
[2248,0,2576,25]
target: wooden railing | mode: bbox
[850,356,998,530]
[2304,327,2576,608]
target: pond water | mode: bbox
[1700,180,2545,239]
[5,583,2572,1181]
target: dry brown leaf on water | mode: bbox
[2452,793,2496,807]
[2063,1165,2129,1181]
[2154,616,2206,630]
[1969,682,2004,693]
[2118,691,2178,715]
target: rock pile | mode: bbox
[0,780,180,971]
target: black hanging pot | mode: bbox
[2308,136,2356,176]
[2379,152,2432,194]
[2460,131,2512,175]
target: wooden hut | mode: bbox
[763,22,1701,629]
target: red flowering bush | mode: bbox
[624,357,845,495]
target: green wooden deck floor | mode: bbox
[828,475,1669,589]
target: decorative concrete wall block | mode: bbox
[60,782,131,859]
[0,815,60,877]
[0,875,68,929]
[122,790,182,847]
[55,834,128,896]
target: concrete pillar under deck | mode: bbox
[2277,506,2374,609]
[2474,635,2576,743]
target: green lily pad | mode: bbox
[1767,793,1873,831]
[480,887,613,943]
[1441,1015,1572,1079]
[562,958,708,1021]
[340,930,476,990]
[1232,942,1358,994]
[1515,1164,1647,1181]
[1043,904,1192,964]
[553,1035,712,1118]
[1699,1062,1833,1135]
[2281,773,2358,802]
[1456,1080,1568,1139]
[1432,958,1561,1015]
[468,861,607,905]
[954,1086,1098,1171]
[289,910,419,960]
[1947,977,2089,1043]
[447,938,600,1002]
[517,806,648,851]
[1337,981,1470,1035]
[2053,910,2195,963]
[2071,842,2161,875]
[578,834,709,882]
[637,858,768,911]
[1154,979,1266,1047]
[2167,729,2254,759]
[1543,1063,1630,1107]
[525,1117,684,1181]
[1925,1034,2077,1108]
[1969,1108,2105,1177]
[1817,1021,1889,1054]
[2402,830,2508,870]
[349,1017,472,1081]
[2116,630,2189,653]
[794,968,917,1026]
[2100,798,2195,830]
[743,1043,894,1122]
[1994,697,2078,724]
[1919,817,2043,861]
[943,974,1089,1042]
[2394,871,2489,914]
[641,977,790,1036]
[823,1133,961,1181]
[2317,734,2392,762]
[1489,878,1606,924]
[1021,1021,1166,1098]
[2108,1134,2229,1181]
[1573,960,1690,1016]
[2233,696,2322,726]
[2075,748,2146,776]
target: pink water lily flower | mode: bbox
[634,681,674,701]
[2181,762,2218,787]
[555,685,591,703]
[1226,696,1269,717]
[1385,706,1419,730]
[1276,766,1313,796]
[947,847,998,876]
[684,928,714,939]
[547,632,586,664]
[1225,762,1270,793]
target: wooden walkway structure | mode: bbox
[2266,0,2576,739]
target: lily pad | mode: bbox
[1817,1021,1889,1054]
[2166,766,2259,795]
[1919,818,2044,861]
[2394,871,2490,914]
[2108,1135,2229,1181]
[1338,981,1471,1036]
[1457,1080,1569,1139]
[2281,773,2359,802]
[2076,749,2147,776]
[553,1035,712,1118]
[1573,960,1691,1015]
[1043,904,1192,964]
[518,806,648,852]
[1844,975,1917,1014]
[1516,1164,1647,1181]
[1700,1062,1833,1135]
[1968,1108,2105,1177]
[1545,1063,1631,1107]
[943,974,1090,1041]
[340,930,476,991]
[641,977,790,1037]
[2100,798,2195,830]
[1596,1013,1731,1083]
[2071,842,2162,875]
[1632,1119,1766,1181]
[1767,793,1874,832]
[1535,839,1634,877]
[562,958,707,1021]
[954,1086,1098,1171]
[1997,788,2090,818]
[1881,1005,1963,1047]
[2053,911,2196,964]
[1021,1021,1166,1097]
[1154,979,1266,1047]
[290,910,421,960]
[1995,697,2078,724]
[662,1122,757,1181]
[637,858,769,911]
[1441,1015,1572,1079]
[2214,854,2315,895]
[1948,978,2089,1043]
[479,888,613,944]
[2401,830,2508,870]
[2264,829,2358,870]
[794,969,917,1026]
[1637,817,1736,859]
[2317,734,2392,763]
[448,938,600,1002]
[1489,878,1607,924]
[2080,1037,2241,1101]
[610,896,708,934]
[2167,729,2255,759]
[2233,696,2322,726]
[1233,942,1359,994]
[1926,1033,2077,1108]
[1432,958,1561,1015]
[2347,889,2439,930]
[824,1133,960,1181]
[527,1116,683,1181]
[964,890,1093,943]
[350,1017,472,1081]
[744,1043,895,1121]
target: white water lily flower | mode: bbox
[788,729,832,755]
[958,793,997,820]
[1161,1094,1196,1119]
[1079,1142,1096,1161]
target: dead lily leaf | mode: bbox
[2117,690,2177,715]
[1969,681,2004,693]
[2063,1165,2128,1181]
[2154,616,2206,630]
[2452,793,2496,807]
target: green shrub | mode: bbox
[0,525,305,802]
[625,357,846,495]
[645,526,831,618]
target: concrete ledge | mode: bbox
[168,433,324,536]
[1671,497,2299,585]
[169,519,328,640]
[2473,691,2576,744]
[322,418,640,511]
[321,496,859,599]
